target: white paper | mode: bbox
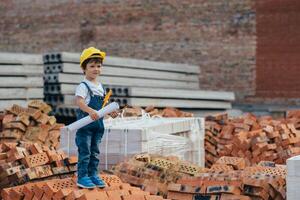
[65,102,119,132]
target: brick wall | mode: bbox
[255,0,300,100]
[0,0,255,102]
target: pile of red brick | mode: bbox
[111,154,287,200]
[205,112,300,167]
[0,101,63,148]
[121,106,194,118]
[0,142,77,189]
[1,174,165,200]
[112,154,202,198]
[168,157,286,200]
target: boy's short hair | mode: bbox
[81,57,103,71]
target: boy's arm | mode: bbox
[75,96,99,120]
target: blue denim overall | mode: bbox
[75,82,105,179]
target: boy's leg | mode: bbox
[88,127,105,188]
[76,129,92,179]
[88,127,104,176]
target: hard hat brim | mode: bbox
[88,54,104,60]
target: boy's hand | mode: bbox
[88,109,100,120]
[110,111,119,118]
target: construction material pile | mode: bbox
[0,142,77,189]
[120,106,194,118]
[1,174,166,200]
[111,154,202,198]
[170,157,286,200]
[205,112,300,167]
[0,101,63,148]
[111,154,287,200]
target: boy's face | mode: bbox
[84,60,102,80]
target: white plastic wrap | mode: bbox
[60,115,205,170]
[287,155,300,200]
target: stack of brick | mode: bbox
[111,154,207,198]
[1,174,166,200]
[121,106,194,118]
[111,154,287,200]
[0,100,63,148]
[0,142,77,189]
[205,112,300,167]
[167,157,286,200]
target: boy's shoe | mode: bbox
[90,175,106,188]
[77,177,96,189]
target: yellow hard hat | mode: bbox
[80,47,106,67]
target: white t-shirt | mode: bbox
[75,78,105,105]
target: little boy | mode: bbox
[75,47,115,188]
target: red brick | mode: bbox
[206,185,241,195]
[33,182,48,199]
[9,186,25,200]
[37,125,50,142]
[29,143,44,154]
[122,194,145,200]
[167,191,194,200]
[44,178,75,197]
[65,189,88,200]
[34,165,53,178]
[130,190,149,196]
[220,194,251,200]
[53,188,74,200]
[106,190,122,200]
[22,183,36,200]
[22,152,50,168]
[77,191,109,200]
[41,192,52,200]
[1,188,11,200]
[145,195,164,200]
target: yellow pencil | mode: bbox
[102,89,112,108]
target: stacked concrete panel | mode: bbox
[43,52,234,118]
[0,52,44,111]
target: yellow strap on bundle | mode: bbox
[102,89,112,108]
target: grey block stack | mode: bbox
[287,155,300,200]
[0,52,44,110]
[43,52,234,117]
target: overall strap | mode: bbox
[81,82,94,97]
